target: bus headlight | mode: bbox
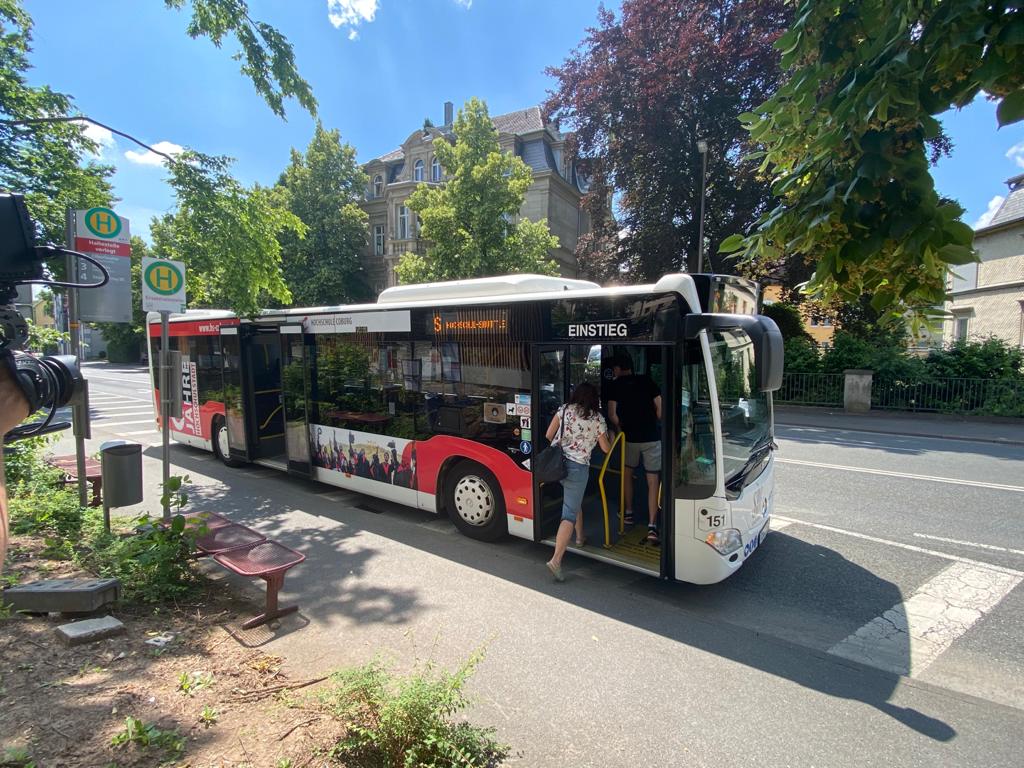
[705,529,743,555]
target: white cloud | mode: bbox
[73,120,115,158]
[327,0,378,35]
[974,195,1005,229]
[454,0,473,8]
[1007,140,1024,170]
[124,140,185,167]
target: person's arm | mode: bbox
[0,356,32,573]
[608,400,620,430]
[545,411,561,442]
[653,395,662,421]
[597,431,612,453]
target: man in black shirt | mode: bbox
[607,353,663,544]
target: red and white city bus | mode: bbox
[148,272,782,584]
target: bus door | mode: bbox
[279,324,312,477]
[533,343,613,543]
[242,325,287,463]
[534,345,568,541]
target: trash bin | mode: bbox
[99,440,144,509]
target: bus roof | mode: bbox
[147,273,706,325]
[377,274,600,303]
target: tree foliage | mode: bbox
[275,123,370,306]
[0,0,113,244]
[151,151,305,317]
[722,0,1024,318]
[163,0,316,118]
[396,98,560,284]
[546,0,790,280]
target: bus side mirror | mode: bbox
[683,313,784,393]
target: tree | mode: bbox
[0,0,114,244]
[151,151,306,317]
[395,98,560,284]
[94,236,150,363]
[721,0,1023,319]
[546,0,790,280]
[275,124,370,306]
[164,0,316,118]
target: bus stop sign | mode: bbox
[142,257,186,313]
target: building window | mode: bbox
[431,156,441,182]
[413,160,424,182]
[374,224,385,256]
[396,205,410,240]
[373,175,383,198]
[954,315,969,341]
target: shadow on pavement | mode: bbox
[152,444,956,743]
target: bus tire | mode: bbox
[212,417,245,467]
[444,460,507,542]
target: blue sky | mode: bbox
[20,0,1024,242]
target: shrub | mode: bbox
[318,653,508,767]
[924,337,1024,381]
[8,477,85,540]
[782,336,821,374]
[762,302,811,342]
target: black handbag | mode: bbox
[535,406,568,483]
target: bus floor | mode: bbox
[541,466,661,574]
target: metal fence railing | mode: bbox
[774,372,844,407]
[872,377,1024,416]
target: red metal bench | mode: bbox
[48,455,102,507]
[194,522,266,555]
[213,541,306,629]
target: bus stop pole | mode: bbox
[160,310,170,522]
[66,208,88,507]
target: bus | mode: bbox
[147,272,783,584]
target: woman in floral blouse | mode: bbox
[544,382,612,581]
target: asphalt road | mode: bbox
[52,363,1024,767]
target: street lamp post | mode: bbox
[696,139,708,273]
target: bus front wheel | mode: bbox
[213,417,245,467]
[444,460,507,542]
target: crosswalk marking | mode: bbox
[119,429,159,435]
[95,418,156,427]
[92,405,153,412]
[828,562,1022,677]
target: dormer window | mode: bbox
[373,174,383,198]
[431,156,441,182]
[414,160,425,182]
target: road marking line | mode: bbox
[773,515,1023,577]
[95,418,157,427]
[119,429,158,435]
[92,405,154,411]
[775,457,1024,493]
[828,562,1022,677]
[771,518,793,531]
[776,423,1022,448]
[913,532,1024,557]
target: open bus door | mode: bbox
[279,324,312,477]
[241,325,287,465]
[533,342,672,577]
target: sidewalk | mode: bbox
[775,405,1024,446]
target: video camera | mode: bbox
[1,192,108,443]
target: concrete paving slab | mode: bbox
[56,615,125,646]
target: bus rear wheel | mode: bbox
[444,460,507,542]
[213,417,245,467]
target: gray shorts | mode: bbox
[625,440,662,473]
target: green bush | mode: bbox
[924,337,1024,381]
[318,653,508,767]
[762,303,811,342]
[782,336,821,374]
[80,511,202,604]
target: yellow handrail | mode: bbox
[598,432,627,548]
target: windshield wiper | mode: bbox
[726,434,776,492]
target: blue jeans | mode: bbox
[559,459,591,524]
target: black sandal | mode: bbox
[623,511,635,526]
[646,526,660,545]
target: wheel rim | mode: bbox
[453,474,495,526]
[217,423,230,459]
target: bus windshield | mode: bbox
[707,328,772,482]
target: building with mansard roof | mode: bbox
[944,173,1024,348]
[360,102,591,292]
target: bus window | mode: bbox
[677,339,716,497]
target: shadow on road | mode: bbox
[152,443,956,743]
